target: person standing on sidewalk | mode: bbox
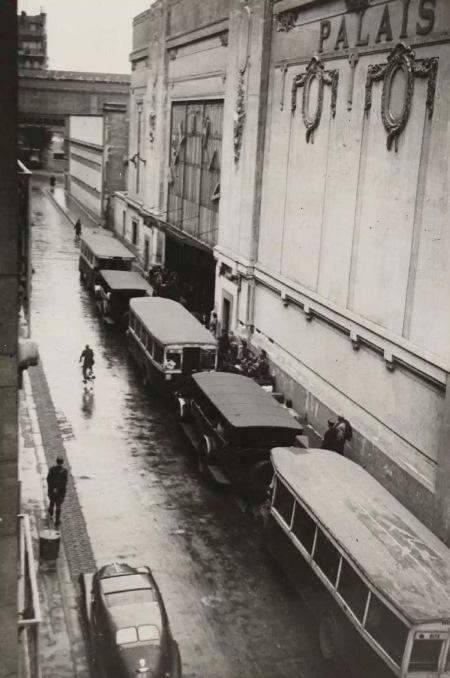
[74,218,82,240]
[47,457,68,527]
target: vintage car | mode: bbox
[178,372,303,498]
[80,562,181,678]
[95,270,153,327]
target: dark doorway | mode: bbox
[165,235,215,314]
[222,297,231,333]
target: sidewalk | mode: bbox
[20,369,92,678]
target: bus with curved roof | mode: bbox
[266,447,450,678]
[79,231,135,290]
[95,270,153,328]
[178,372,302,493]
[127,297,217,392]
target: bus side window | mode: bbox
[292,501,316,554]
[337,559,369,622]
[313,529,340,586]
[273,478,295,527]
[365,594,409,667]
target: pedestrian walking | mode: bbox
[321,419,337,451]
[209,312,218,337]
[47,457,68,527]
[74,218,82,239]
[49,175,56,190]
[79,344,95,382]
[335,415,353,455]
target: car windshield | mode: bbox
[116,625,160,646]
[105,589,156,607]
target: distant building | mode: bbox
[66,103,129,225]
[18,10,48,71]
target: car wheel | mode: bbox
[319,611,338,661]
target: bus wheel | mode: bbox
[197,438,211,477]
[319,612,338,661]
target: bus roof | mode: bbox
[129,297,216,347]
[192,372,302,433]
[82,231,135,259]
[271,447,450,624]
[99,270,153,292]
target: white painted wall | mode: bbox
[69,115,103,146]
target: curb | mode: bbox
[43,187,76,226]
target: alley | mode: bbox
[29,180,346,678]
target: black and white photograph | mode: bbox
[2,0,450,676]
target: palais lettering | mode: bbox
[316,0,437,53]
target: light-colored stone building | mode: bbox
[66,103,128,225]
[118,0,450,542]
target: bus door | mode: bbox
[182,347,200,374]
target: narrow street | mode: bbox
[30,179,346,678]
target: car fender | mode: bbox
[79,572,94,626]
[177,397,190,421]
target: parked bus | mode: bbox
[127,297,217,392]
[95,270,153,328]
[79,231,135,291]
[266,447,450,678]
[178,372,302,494]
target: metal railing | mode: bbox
[18,514,41,678]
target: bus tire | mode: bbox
[318,612,339,661]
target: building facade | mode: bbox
[119,0,450,542]
[18,10,48,71]
[114,0,230,312]
[66,103,128,224]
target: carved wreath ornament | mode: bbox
[365,43,438,152]
[291,56,338,143]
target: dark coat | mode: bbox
[47,464,68,501]
[321,428,337,452]
[80,347,94,366]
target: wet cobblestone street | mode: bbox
[29,180,348,678]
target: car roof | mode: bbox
[192,372,302,432]
[99,270,153,292]
[272,447,450,624]
[130,297,217,347]
[82,231,135,259]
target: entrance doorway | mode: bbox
[143,238,150,271]
[222,297,231,333]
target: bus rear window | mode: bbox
[273,479,294,526]
[409,639,444,672]
[365,595,408,666]
[292,502,316,553]
[313,529,340,585]
[337,559,369,622]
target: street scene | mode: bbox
[2,1,450,678]
[28,177,346,677]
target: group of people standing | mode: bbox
[321,415,353,455]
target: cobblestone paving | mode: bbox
[28,363,97,583]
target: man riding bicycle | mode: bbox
[79,344,95,382]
